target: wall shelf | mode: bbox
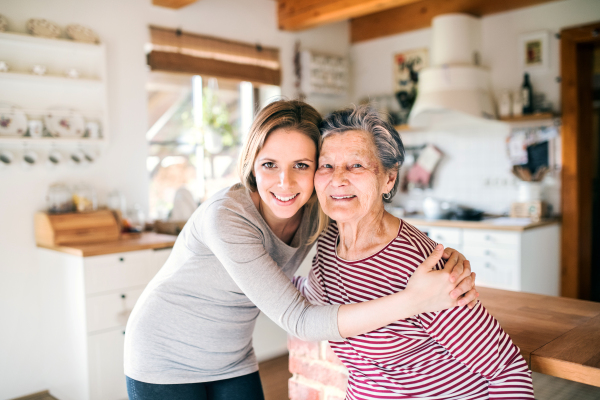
[0,136,106,146]
[0,71,103,88]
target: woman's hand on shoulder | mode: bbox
[442,247,479,309]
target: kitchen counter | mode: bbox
[36,232,177,257]
[403,216,559,231]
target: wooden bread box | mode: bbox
[35,210,121,247]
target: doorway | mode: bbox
[560,22,600,300]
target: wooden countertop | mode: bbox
[403,217,559,231]
[37,232,177,257]
[479,287,600,386]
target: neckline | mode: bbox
[334,218,404,263]
[241,184,305,249]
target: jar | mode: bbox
[46,183,73,214]
[72,183,98,212]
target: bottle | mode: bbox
[521,73,533,115]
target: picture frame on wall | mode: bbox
[393,48,428,125]
[519,30,550,72]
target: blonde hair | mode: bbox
[238,99,329,243]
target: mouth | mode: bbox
[331,195,356,200]
[271,192,300,204]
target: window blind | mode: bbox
[147,26,281,86]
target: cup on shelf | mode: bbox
[47,149,62,168]
[0,150,14,168]
[69,150,84,167]
[32,65,47,76]
[0,61,9,73]
[22,149,38,169]
[65,68,79,79]
[27,119,44,138]
[85,121,100,139]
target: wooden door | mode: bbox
[560,22,600,299]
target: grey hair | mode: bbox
[320,105,405,203]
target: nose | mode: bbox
[331,167,348,187]
[278,167,293,188]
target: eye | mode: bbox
[351,164,363,168]
[295,162,310,170]
[262,162,276,169]
[320,163,332,169]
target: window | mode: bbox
[147,71,280,220]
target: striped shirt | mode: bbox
[294,220,534,400]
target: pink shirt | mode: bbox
[294,220,534,400]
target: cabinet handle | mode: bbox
[119,257,124,262]
[485,250,491,256]
[121,294,126,299]
[485,235,492,241]
[485,262,491,269]
[122,331,126,335]
[436,235,444,241]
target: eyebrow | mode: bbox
[258,157,315,163]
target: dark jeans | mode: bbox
[126,372,265,400]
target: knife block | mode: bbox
[35,210,120,247]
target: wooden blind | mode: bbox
[147,26,281,86]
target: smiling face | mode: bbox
[253,128,317,220]
[315,130,396,225]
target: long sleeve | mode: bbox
[199,202,343,342]
[292,252,329,306]
[418,303,534,399]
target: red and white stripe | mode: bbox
[294,220,534,400]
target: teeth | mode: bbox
[274,193,298,202]
[332,195,355,199]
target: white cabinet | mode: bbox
[39,247,172,400]
[414,224,560,296]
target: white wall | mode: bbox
[0,1,349,398]
[351,0,600,214]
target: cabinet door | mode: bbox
[88,329,128,400]
[469,257,519,291]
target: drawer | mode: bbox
[152,248,172,275]
[84,249,157,295]
[469,257,519,291]
[86,287,144,333]
[428,227,462,247]
[463,245,520,262]
[463,229,520,247]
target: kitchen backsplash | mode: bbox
[394,123,561,215]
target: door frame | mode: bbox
[560,21,600,298]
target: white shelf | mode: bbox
[0,31,102,51]
[0,136,106,146]
[0,71,102,88]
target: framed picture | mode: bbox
[519,31,550,71]
[393,48,428,125]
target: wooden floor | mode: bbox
[11,356,600,400]
[259,354,292,400]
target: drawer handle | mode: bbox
[436,235,444,241]
[121,294,126,299]
[485,250,491,256]
[123,331,126,335]
[485,235,492,241]
[485,262,492,269]
[119,257,125,262]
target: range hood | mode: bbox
[408,14,498,128]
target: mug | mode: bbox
[85,121,100,139]
[0,61,8,73]
[65,68,79,79]
[28,120,43,138]
[47,149,62,168]
[22,150,38,169]
[0,150,14,168]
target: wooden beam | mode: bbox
[152,0,199,9]
[351,0,561,43]
[278,0,422,31]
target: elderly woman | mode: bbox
[295,106,535,399]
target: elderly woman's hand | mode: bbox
[403,244,479,315]
[443,247,479,309]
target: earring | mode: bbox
[383,192,392,200]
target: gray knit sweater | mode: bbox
[124,184,342,384]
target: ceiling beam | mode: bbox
[351,0,561,43]
[152,0,199,9]
[278,0,422,31]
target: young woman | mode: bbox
[124,100,478,400]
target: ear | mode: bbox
[385,164,399,193]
